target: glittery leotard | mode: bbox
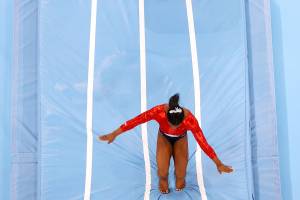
[120,104,217,159]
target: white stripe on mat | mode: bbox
[139,0,151,199]
[84,0,98,200]
[185,0,208,199]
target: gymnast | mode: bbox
[99,93,233,194]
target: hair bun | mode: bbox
[169,93,180,110]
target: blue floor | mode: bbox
[1,0,281,199]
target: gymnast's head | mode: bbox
[167,93,184,126]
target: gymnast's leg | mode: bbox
[156,131,172,194]
[173,135,188,191]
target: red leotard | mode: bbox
[119,104,217,159]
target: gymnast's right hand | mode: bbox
[98,133,116,144]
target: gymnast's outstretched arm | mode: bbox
[98,105,161,143]
[187,115,234,174]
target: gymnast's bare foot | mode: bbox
[159,178,169,194]
[175,178,186,191]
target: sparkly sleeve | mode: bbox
[186,115,217,160]
[119,105,161,132]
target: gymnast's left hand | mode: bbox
[217,163,233,174]
[98,133,116,144]
[213,157,233,174]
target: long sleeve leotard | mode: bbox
[119,104,217,159]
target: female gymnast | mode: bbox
[99,93,233,194]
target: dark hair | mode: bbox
[167,93,184,126]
